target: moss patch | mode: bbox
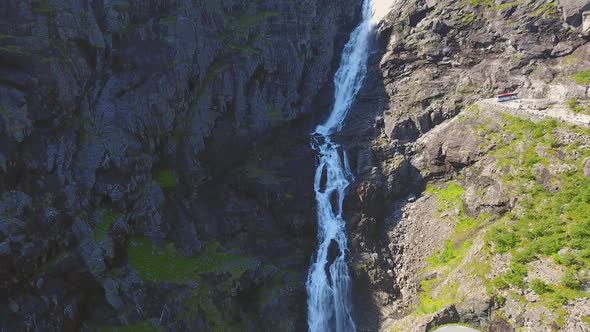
[573,70,590,85]
[96,321,159,332]
[417,278,460,314]
[127,239,254,284]
[156,169,177,190]
[94,210,122,242]
[426,182,465,214]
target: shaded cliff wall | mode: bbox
[0,0,360,330]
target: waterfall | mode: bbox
[306,0,392,331]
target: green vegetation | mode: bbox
[466,0,523,11]
[567,98,590,114]
[530,279,553,295]
[94,210,122,241]
[416,112,589,321]
[467,0,493,6]
[30,0,55,15]
[529,1,559,18]
[426,182,465,214]
[487,227,518,253]
[573,70,590,85]
[481,114,590,308]
[127,238,254,284]
[489,0,523,11]
[561,55,577,66]
[567,98,585,114]
[156,169,177,190]
[97,321,159,332]
[430,241,457,265]
[144,239,258,331]
[415,182,492,314]
[462,12,476,25]
[417,278,459,314]
[160,15,177,25]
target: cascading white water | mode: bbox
[306,0,393,331]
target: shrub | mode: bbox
[530,279,553,294]
[562,269,581,289]
[504,263,527,288]
[567,99,585,114]
[488,227,519,253]
[430,240,457,264]
[156,169,177,190]
[573,70,590,85]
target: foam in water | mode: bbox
[306,0,394,331]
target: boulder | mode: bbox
[584,11,590,34]
[559,0,590,27]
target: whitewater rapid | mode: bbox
[306,0,393,331]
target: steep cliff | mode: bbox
[2,0,590,331]
[0,0,360,330]
[340,0,590,331]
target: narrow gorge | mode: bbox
[1,0,589,331]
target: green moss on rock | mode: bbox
[156,169,177,190]
[573,70,590,85]
[96,321,159,332]
[94,210,122,242]
[127,239,254,284]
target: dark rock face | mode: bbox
[0,0,360,330]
